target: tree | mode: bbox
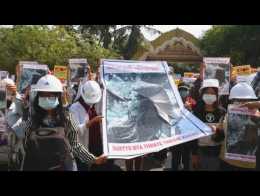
[113,25,161,59]
[0,26,119,73]
[78,25,117,49]
[78,25,161,59]
[200,25,260,67]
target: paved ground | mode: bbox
[114,152,173,171]
[0,147,175,171]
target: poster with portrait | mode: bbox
[68,59,88,85]
[17,64,49,93]
[203,57,231,95]
[225,105,260,162]
[100,59,213,159]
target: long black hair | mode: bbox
[31,92,66,129]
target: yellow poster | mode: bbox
[234,65,251,75]
[54,65,68,82]
[175,79,181,86]
[184,72,194,78]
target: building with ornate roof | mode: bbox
[132,28,203,73]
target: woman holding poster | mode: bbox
[12,75,107,170]
[219,82,259,171]
[191,79,225,171]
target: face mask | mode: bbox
[38,97,59,110]
[202,94,217,105]
[179,90,189,99]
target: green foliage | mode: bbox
[200,25,260,67]
[0,25,119,73]
[77,25,161,59]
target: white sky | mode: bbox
[142,25,212,41]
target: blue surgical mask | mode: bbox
[38,97,59,110]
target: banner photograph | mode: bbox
[203,57,231,95]
[225,105,260,162]
[100,59,213,159]
[68,58,88,85]
[17,64,49,93]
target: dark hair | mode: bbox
[190,78,202,100]
[32,92,66,129]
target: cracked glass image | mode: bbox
[104,72,202,143]
[227,112,259,156]
[205,63,229,86]
[19,68,47,93]
[70,63,86,83]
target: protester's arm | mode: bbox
[11,118,33,140]
[66,112,107,165]
[69,107,88,135]
[66,112,96,164]
[239,101,260,110]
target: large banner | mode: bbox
[100,59,213,159]
[225,105,260,162]
[203,57,231,95]
[17,64,49,93]
[68,58,88,85]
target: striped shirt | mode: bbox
[15,111,96,165]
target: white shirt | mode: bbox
[69,100,102,148]
[69,102,90,149]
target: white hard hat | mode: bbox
[229,82,257,100]
[200,79,219,93]
[1,78,15,86]
[81,80,101,104]
[33,74,63,93]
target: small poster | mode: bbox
[17,64,49,93]
[225,105,260,162]
[234,65,252,76]
[54,65,68,86]
[181,77,197,86]
[203,57,231,95]
[68,58,88,85]
[184,72,194,78]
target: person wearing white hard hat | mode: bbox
[12,75,106,171]
[69,80,120,171]
[191,79,226,171]
[219,82,259,171]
